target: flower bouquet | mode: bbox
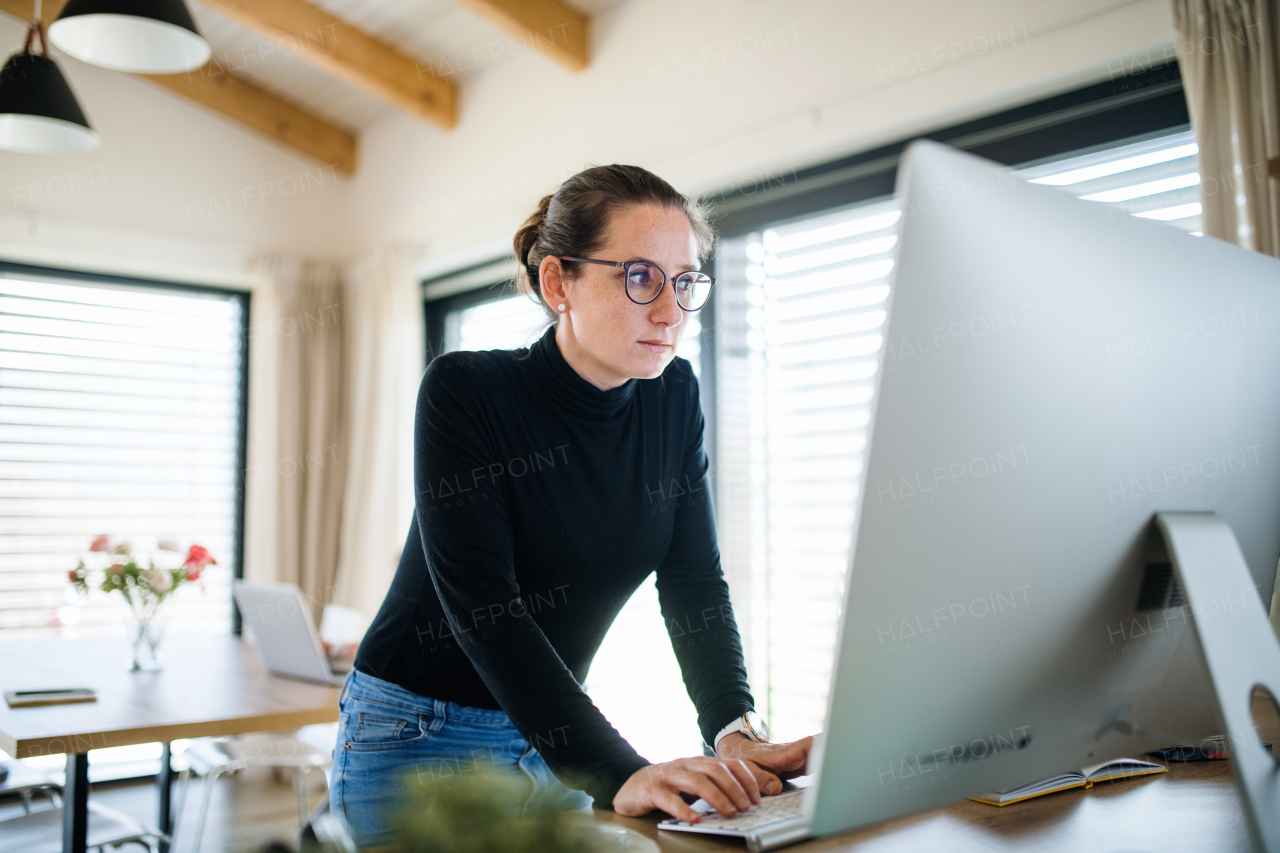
[68,536,216,670]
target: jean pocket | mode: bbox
[345,712,427,753]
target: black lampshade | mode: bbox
[50,0,211,74]
[0,52,98,153]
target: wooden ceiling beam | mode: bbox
[0,0,358,174]
[451,0,589,71]
[145,63,358,174]
[194,0,457,129]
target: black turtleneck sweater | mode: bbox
[354,324,754,806]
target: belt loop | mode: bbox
[338,670,354,708]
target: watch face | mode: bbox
[746,711,770,742]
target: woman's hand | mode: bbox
[613,756,761,822]
[715,734,814,796]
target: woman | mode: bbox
[332,165,812,846]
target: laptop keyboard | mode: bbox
[663,788,806,832]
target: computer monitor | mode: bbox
[804,141,1280,844]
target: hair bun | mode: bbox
[514,194,553,270]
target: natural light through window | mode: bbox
[0,275,244,640]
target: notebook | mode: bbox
[972,757,1167,806]
[4,688,97,708]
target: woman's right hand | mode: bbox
[613,756,761,822]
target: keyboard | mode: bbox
[658,788,812,851]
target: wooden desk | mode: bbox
[0,634,340,853]
[591,694,1280,852]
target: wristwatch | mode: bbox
[713,710,771,752]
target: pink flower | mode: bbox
[109,562,124,573]
[114,542,132,556]
[187,566,202,582]
[184,545,216,571]
[67,569,79,582]
[89,535,109,552]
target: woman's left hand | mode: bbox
[716,734,815,796]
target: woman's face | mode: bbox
[544,203,700,391]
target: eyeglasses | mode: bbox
[559,256,715,311]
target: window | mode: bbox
[0,270,247,640]
[1021,130,1201,232]
[714,128,1203,742]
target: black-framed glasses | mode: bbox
[559,256,715,311]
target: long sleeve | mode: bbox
[654,367,756,748]
[413,358,649,805]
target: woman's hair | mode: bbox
[513,164,715,319]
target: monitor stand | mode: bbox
[1156,512,1280,853]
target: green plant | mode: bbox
[390,764,596,853]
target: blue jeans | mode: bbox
[329,669,592,848]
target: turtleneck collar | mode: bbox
[529,324,637,422]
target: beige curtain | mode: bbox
[1172,0,1280,255]
[1173,0,1280,636]
[332,245,424,620]
[243,257,348,624]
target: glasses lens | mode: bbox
[675,273,714,310]
[625,263,664,303]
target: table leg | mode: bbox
[158,742,173,853]
[62,752,88,853]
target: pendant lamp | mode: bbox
[50,0,211,74]
[0,5,99,153]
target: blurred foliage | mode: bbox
[389,764,597,853]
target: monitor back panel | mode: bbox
[810,140,1280,836]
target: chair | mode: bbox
[0,801,161,853]
[299,797,356,853]
[174,731,331,853]
[0,759,61,814]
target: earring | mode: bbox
[557,304,566,312]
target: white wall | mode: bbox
[0,1,1179,282]
[350,0,1178,275]
[0,13,353,287]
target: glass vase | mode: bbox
[120,591,168,671]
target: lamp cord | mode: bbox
[24,0,47,57]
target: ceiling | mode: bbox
[189,0,621,133]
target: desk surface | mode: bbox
[0,634,339,758]
[590,693,1280,853]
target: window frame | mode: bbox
[0,260,252,636]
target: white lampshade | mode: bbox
[0,113,99,153]
[50,0,211,74]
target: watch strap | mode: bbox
[713,713,762,752]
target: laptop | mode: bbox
[232,581,348,686]
[658,139,1280,849]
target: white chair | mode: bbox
[0,759,61,814]
[0,801,161,853]
[174,731,331,853]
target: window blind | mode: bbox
[0,273,245,640]
[715,129,1204,742]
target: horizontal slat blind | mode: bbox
[717,129,1205,742]
[0,274,244,639]
[1019,130,1201,233]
